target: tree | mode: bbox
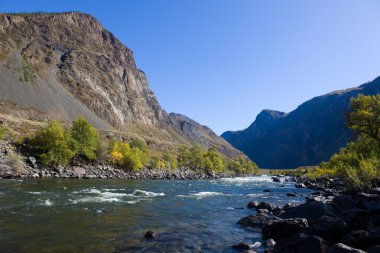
[203,147,224,172]
[32,120,75,166]
[108,140,148,171]
[347,94,380,146]
[71,115,99,160]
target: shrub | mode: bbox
[109,140,148,171]
[32,120,75,166]
[203,147,224,172]
[71,115,99,161]
[150,157,166,170]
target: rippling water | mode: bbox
[0,176,312,252]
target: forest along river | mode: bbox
[0,176,312,253]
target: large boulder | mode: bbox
[238,213,281,228]
[271,233,330,253]
[262,218,309,241]
[328,243,366,253]
[341,228,380,250]
[311,216,347,243]
[280,200,337,223]
[256,202,278,212]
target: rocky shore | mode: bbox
[233,176,380,253]
[0,140,239,180]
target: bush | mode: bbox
[109,140,148,171]
[71,115,99,161]
[203,147,224,172]
[228,154,258,174]
[32,120,75,166]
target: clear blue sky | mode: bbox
[1,1,380,134]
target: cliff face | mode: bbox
[0,12,240,157]
[222,77,380,168]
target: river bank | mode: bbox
[233,176,380,253]
[0,141,245,180]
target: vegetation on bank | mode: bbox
[275,95,380,191]
[0,126,5,139]
[21,115,256,174]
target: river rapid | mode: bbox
[0,176,312,252]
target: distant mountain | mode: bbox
[222,77,380,168]
[0,12,240,157]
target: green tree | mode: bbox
[203,147,224,172]
[32,120,75,166]
[129,138,148,153]
[71,115,99,160]
[347,94,380,145]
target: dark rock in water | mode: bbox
[247,201,259,209]
[272,177,283,183]
[257,209,270,214]
[238,213,281,228]
[144,230,156,239]
[340,229,380,250]
[272,233,330,253]
[280,200,337,223]
[295,183,306,188]
[286,192,297,197]
[311,216,347,243]
[369,187,380,195]
[328,243,366,253]
[367,245,380,253]
[256,202,277,212]
[331,195,355,211]
[232,242,251,250]
[264,189,272,192]
[283,202,299,210]
[264,238,276,248]
[262,218,310,241]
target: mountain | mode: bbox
[0,12,240,157]
[222,77,380,168]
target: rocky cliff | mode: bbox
[0,12,240,157]
[222,77,380,168]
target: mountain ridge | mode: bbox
[222,76,380,168]
[0,12,240,158]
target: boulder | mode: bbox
[367,245,380,253]
[262,218,310,241]
[73,167,86,177]
[256,202,277,212]
[264,238,276,248]
[264,189,272,192]
[247,201,259,209]
[286,192,297,197]
[331,195,355,211]
[257,209,270,214]
[272,233,330,253]
[295,183,306,188]
[272,177,283,183]
[328,243,366,253]
[144,230,156,239]
[231,242,250,250]
[311,216,347,243]
[280,200,337,223]
[238,213,282,228]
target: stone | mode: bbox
[264,239,276,248]
[328,243,366,253]
[272,233,330,253]
[256,202,277,212]
[264,189,272,192]
[238,213,282,228]
[272,177,283,183]
[280,200,337,223]
[232,242,251,250]
[331,195,355,211]
[31,173,40,178]
[295,183,306,188]
[367,245,380,253]
[257,209,270,214]
[286,192,297,197]
[144,230,156,239]
[311,216,347,243]
[247,201,259,209]
[262,218,310,241]
[26,157,36,166]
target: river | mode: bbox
[0,176,312,252]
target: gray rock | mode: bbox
[328,243,366,253]
[32,173,40,178]
[280,200,337,223]
[272,233,330,253]
[286,192,297,197]
[311,216,347,243]
[238,213,282,228]
[262,218,310,241]
[247,201,259,209]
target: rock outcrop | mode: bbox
[0,12,239,157]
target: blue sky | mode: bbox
[1,1,380,134]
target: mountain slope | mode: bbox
[222,77,380,168]
[0,12,240,157]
